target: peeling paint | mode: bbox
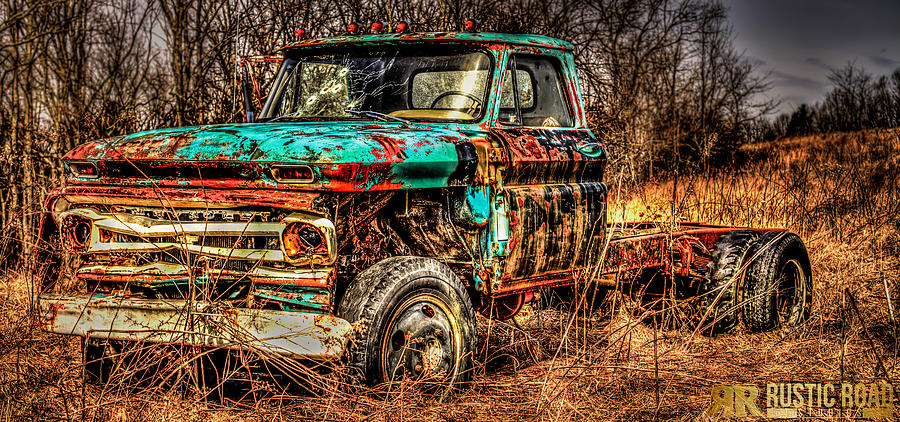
[34,31,786,363]
[64,121,478,191]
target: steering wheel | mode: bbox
[430,91,483,115]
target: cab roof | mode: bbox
[282,32,574,51]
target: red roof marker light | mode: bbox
[463,19,479,32]
[294,29,307,39]
[395,20,412,33]
[347,22,361,35]
[370,21,386,34]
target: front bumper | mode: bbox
[38,294,352,359]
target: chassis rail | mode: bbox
[600,222,778,275]
[493,222,781,295]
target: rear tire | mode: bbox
[335,257,477,388]
[698,230,760,335]
[741,231,812,332]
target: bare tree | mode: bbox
[0,0,774,263]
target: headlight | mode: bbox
[62,216,93,252]
[282,222,326,260]
[279,214,336,265]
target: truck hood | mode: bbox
[64,121,480,191]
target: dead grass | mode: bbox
[2,129,899,421]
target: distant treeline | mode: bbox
[1,0,770,261]
[760,63,900,141]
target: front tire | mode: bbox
[741,231,812,332]
[336,257,477,388]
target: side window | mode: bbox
[499,64,532,124]
[499,55,573,127]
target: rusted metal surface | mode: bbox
[494,129,607,184]
[488,223,781,297]
[500,183,607,281]
[47,185,324,210]
[34,31,792,365]
[599,223,780,276]
[39,294,351,359]
[63,122,479,192]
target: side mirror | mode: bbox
[240,61,255,123]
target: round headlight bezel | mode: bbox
[282,222,327,261]
[62,215,94,252]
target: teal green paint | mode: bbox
[465,186,490,226]
[473,272,485,292]
[253,287,329,311]
[285,32,574,51]
[69,121,486,190]
[577,142,606,158]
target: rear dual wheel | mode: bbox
[741,231,812,332]
[699,230,812,335]
[699,230,760,335]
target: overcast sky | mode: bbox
[724,0,900,115]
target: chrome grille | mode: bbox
[112,233,280,250]
[58,207,335,266]
[61,207,286,262]
[135,252,259,273]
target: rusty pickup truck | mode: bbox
[35,27,812,388]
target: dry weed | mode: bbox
[1,130,898,421]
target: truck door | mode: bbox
[489,50,608,292]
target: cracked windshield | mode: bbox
[262,46,492,122]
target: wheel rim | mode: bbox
[379,292,462,383]
[776,259,806,326]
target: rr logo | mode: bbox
[708,385,764,418]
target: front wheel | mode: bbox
[741,231,812,332]
[336,257,477,388]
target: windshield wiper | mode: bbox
[347,109,410,125]
[263,110,307,123]
[263,109,411,125]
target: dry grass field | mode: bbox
[1,129,898,421]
